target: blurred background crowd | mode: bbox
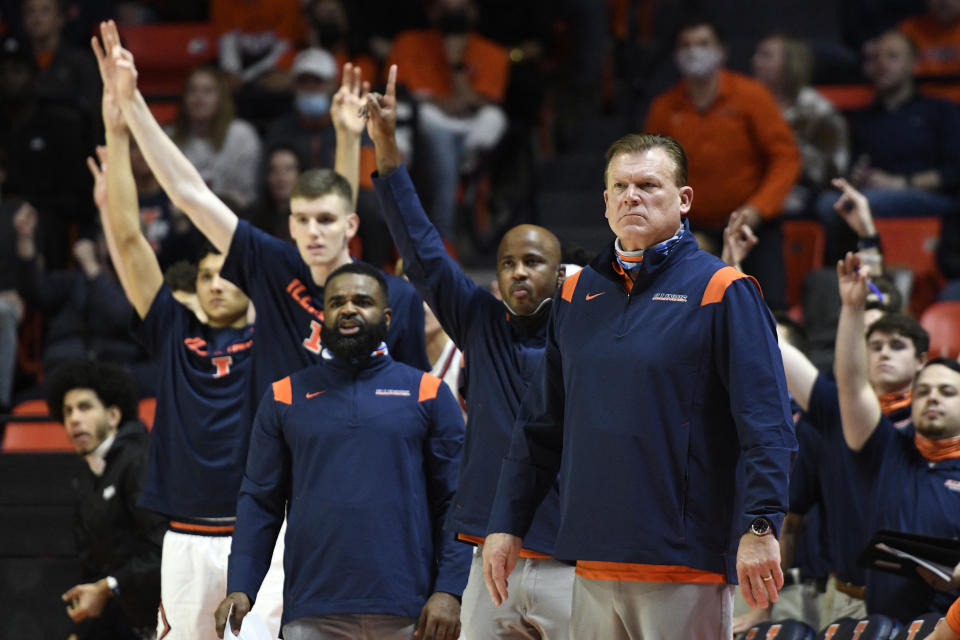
[2,0,960,636]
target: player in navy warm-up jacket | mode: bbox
[366,66,575,637]
[216,262,470,640]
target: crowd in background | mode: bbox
[2,0,960,637]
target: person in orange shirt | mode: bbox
[387,0,510,240]
[644,18,801,310]
[900,0,960,104]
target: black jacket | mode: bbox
[73,421,166,631]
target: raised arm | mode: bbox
[91,31,163,319]
[834,252,882,451]
[331,63,367,210]
[367,65,486,344]
[95,20,237,253]
[832,177,883,275]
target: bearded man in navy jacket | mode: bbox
[483,133,798,639]
[215,262,469,640]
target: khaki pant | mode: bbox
[461,548,574,639]
[283,614,415,640]
[820,575,866,625]
[570,577,735,640]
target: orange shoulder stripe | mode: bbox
[576,560,726,583]
[560,269,582,302]
[700,266,762,306]
[418,373,442,402]
[273,377,292,405]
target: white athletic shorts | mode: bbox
[156,519,285,640]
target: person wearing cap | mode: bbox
[265,48,341,171]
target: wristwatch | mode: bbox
[749,517,772,537]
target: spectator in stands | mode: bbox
[475,0,554,126]
[264,48,339,172]
[211,0,304,123]
[900,0,960,103]
[817,29,960,259]
[388,0,511,240]
[644,17,801,310]
[171,66,262,209]
[48,360,166,640]
[752,33,849,216]
[1,35,93,268]
[836,253,960,623]
[305,0,379,82]
[0,154,24,413]
[248,144,302,242]
[12,177,156,396]
[20,0,98,124]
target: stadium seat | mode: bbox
[920,301,960,359]
[816,615,897,640]
[138,397,157,431]
[782,219,825,309]
[2,399,72,453]
[815,84,875,111]
[891,613,945,640]
[740,619,815,640]
[117,22,218,99]
[873,217,943,315]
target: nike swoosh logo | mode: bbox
[585,292,606,301]
[306,391,326,399]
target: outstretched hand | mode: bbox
[331,62,370,137]
[92,20,139,103]
[721,208,759,270]
[364,64,398,145]
[831,177,875,238]
[837,251,870,309]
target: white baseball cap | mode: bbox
[292,48,337,81]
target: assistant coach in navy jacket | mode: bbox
[216,262,470,640]
[483,133,798,639]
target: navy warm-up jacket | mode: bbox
[227,349,470,625]
[488,225,797,582]
[373,166,562,555]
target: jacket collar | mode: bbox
[321,342,392,375]
[591,218,698,293]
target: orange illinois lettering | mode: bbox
[212,355,233,378]
[851,620,868,640]
[823,624,839,640]
[184,337,208,356]
[286,278,324,321]
[904,620,924,640]
[303,320,323,354]
[745,630,758,640]
[766,624,782,639]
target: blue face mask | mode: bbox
[295,92,330,118]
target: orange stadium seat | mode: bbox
[782,219,825,310]
[920,301,960,359]
[815,84,875,111]
[2,399,72,453]
[117,22,218,98]
[873,217,943,315]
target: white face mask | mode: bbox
[675,45,723,78]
